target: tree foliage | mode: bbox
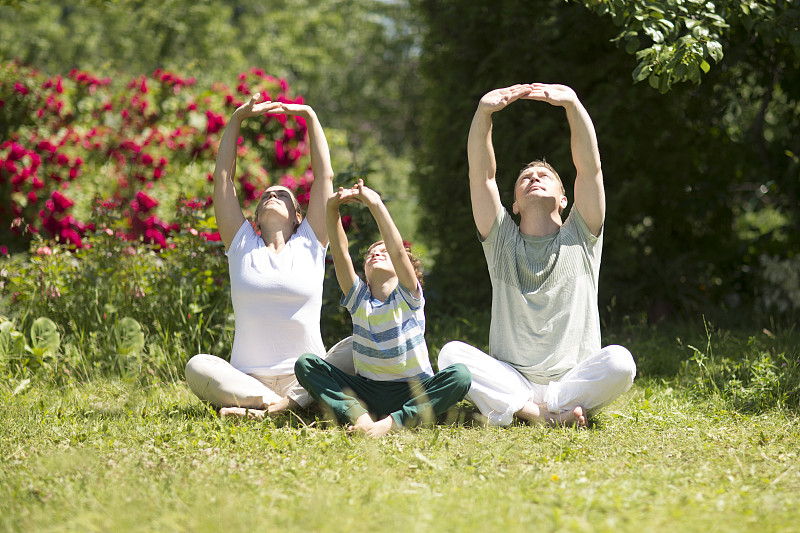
[413,0,799,322]
[578,0,800,92]
[0,0,423,156]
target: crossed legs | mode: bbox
[437,342,636,427]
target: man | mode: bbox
[437,83,636,427]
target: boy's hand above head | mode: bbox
[351,179,382,209]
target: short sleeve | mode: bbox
[396,282,424,311]
[225,221,257,259]
[341,276,369,314]
[294,218,326,252]
[565,207,602,247]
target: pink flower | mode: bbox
[280,175,297,189]
[0,245,7,256]
[36,246,52,256]
[14,83,29,95]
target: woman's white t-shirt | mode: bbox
[225,219,327,376]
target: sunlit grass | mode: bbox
[2,376,798,533]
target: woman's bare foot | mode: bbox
[218,407,266,419]
[347,413,395,438]
[267,397,300,415]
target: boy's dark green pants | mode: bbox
[295,354,471,428]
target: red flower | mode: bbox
[206,110,225,134]
[51,191,75,212]
[14,83,29,95]
[133,191,159,213]
[341,215,352,232]
[8,143,26,161]
[58,228,82,247]
[143,228,167,248]
[201,231,221,242]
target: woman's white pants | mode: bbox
[437,342,636,426]
[185,336,355,409]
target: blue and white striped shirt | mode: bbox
[342,277,433,382]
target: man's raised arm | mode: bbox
[468,85,536,239]
[528,84,605,236]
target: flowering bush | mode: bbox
[0,61,387,381]
[1,61,311,253]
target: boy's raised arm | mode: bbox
[353,180,420,298]
[326,190,358,296]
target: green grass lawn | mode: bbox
[2,377,798,533]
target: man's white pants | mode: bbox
[185,336,355,409]
[437,342,636,426]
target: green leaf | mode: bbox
[632,61,652,82]
[706,41,723,62]
[30,317,60,355]
[700,59,711,73]
[625,37,640,54]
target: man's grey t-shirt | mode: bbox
[481,207,602,384]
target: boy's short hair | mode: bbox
[366,241,424,286]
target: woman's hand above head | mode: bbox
[232,93,284,121]
[265,102,314,118]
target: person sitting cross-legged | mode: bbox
[437,83,636,428]
[295,179,472,438]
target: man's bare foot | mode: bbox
[218,407,265,419]
[515,402,587,428]
[546,406,587,428]
[347,413,395,438]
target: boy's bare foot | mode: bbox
[347,413,395,438]
[218,407,266,419]
[367,416,394,438]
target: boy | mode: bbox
[295,179,471,437]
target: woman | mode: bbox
[185,92,350,417]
